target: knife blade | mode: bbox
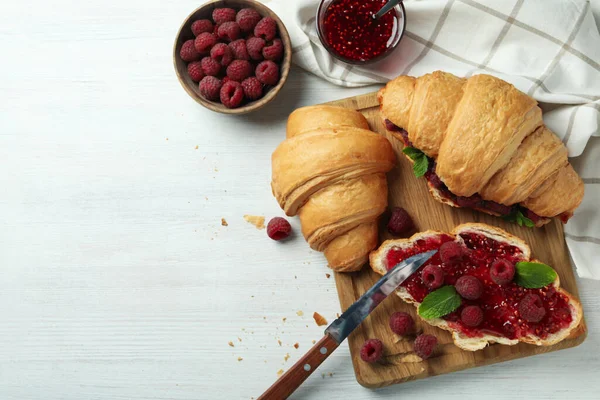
[257,249,437,400]
[326,249,437,343]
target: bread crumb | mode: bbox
[243,215,265,229]
[277,369,284,376]
[312,340,316,344]
[282,317,286,322]
[328,372,334,377]
[313,312,328,326]
[238,337,242,342]
[166,138,169,141]
[228,341,234,347]
[277,340,282,346]
[296,310,304,317]
[284,353,290,362]
[326,273,331,278]
[195,145,198,150]
[237,357,243,361]
[221,218,228,226]
[336,313,340,318]
[293,343,299,349]
[399,354,424,363]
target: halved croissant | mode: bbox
[379,71,584,226]
[271,105,396,272]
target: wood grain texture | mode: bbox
[326,92,587,389]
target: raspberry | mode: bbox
[254,17,277,41]
[421,265,444,289]
[187,61,205,82]
[220,80,245,109]
[212,8,236,24]
[229,39,250,60]
[210,43,233,67]
[222,76,231,84]
[387,207,414,235]
[246,37,266,61]
[191,19,213,36]
[236,8,262,32]
[266,217,292,240]
[217,21,241,42]
[519,294,546,322]
[255,60,279,85]
[360,339,383,363]
[455,275,483,300]
[226,60,253,82]
[413,334,437,360]
[461,305,484,327]
[198,76,222,101]
[263,38,284,61]
[439,241,466,265]
[389,312,414,336]
[241,77,263,101]
[180,40,201,62]
[490,259,515,285]
[194,32,217,54]
[201,56,221,76]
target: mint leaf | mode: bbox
[402,147,423,160]
[402,147,429,178]
[418,286,462,319]
[503,209,534,228]
[515,262,557,288]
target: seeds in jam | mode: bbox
[386,232,573,340]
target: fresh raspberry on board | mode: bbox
[387,207,414,235]
[198,76,222,101]
[226,60,253,82]
[266,217,292,240]
[210,43,233,67]
[229,39,250,60]
[439,241,466,265]
[201,56,221,76]
[360,339,383,363]
[191,19,213,36]
[262,38,284,61]
[490,259,516,285]
[255,60,279,85]
[389,312,414,336]
[236,8,262,32]
[413,334,437,360]
[461,305,484,327]
[194,32,217,54]
[187,61,205,82]
[220,80,245,108]
[180,40,201,62]
[421,265,444,289]
[246,37,266,61]
[455,275,483,300]
[212,8,237,24]
[254,17,277,41]
[241,77,263,100]
[217,21,241,42]
[519,294,546,322]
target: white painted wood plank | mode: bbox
[1,1,600,399]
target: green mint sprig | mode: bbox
[418,286,462,319]
[402,147,429,178]
[515,261,557,288]
[503,209,535,228]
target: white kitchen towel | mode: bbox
[267,0,600,279]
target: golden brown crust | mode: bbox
[369,223,583,351]
[272,105,396,272]
[378,71,584,221]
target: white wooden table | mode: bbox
[1,1,600,399]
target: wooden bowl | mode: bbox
[173,0,292,114]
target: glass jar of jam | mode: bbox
[316,0,406,64]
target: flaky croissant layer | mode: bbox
[271,105,396,272]
[379,71,584,222]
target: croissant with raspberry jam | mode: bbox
[378,71,584,226]
[271,105,396,272]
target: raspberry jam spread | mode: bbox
[321,0,399,62]
[383,119,545,223]
[385,233,573,340]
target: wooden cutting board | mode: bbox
[325,92,587,389]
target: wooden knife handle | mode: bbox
[257,334,339,400]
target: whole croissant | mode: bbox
[379,71,584,226]
[271,105,396,272]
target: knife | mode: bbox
[257,250,437,400]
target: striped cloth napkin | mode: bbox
[267,0,600,279]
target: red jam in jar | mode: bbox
[321,0,399,62]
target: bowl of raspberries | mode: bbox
[174,0,292,114]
